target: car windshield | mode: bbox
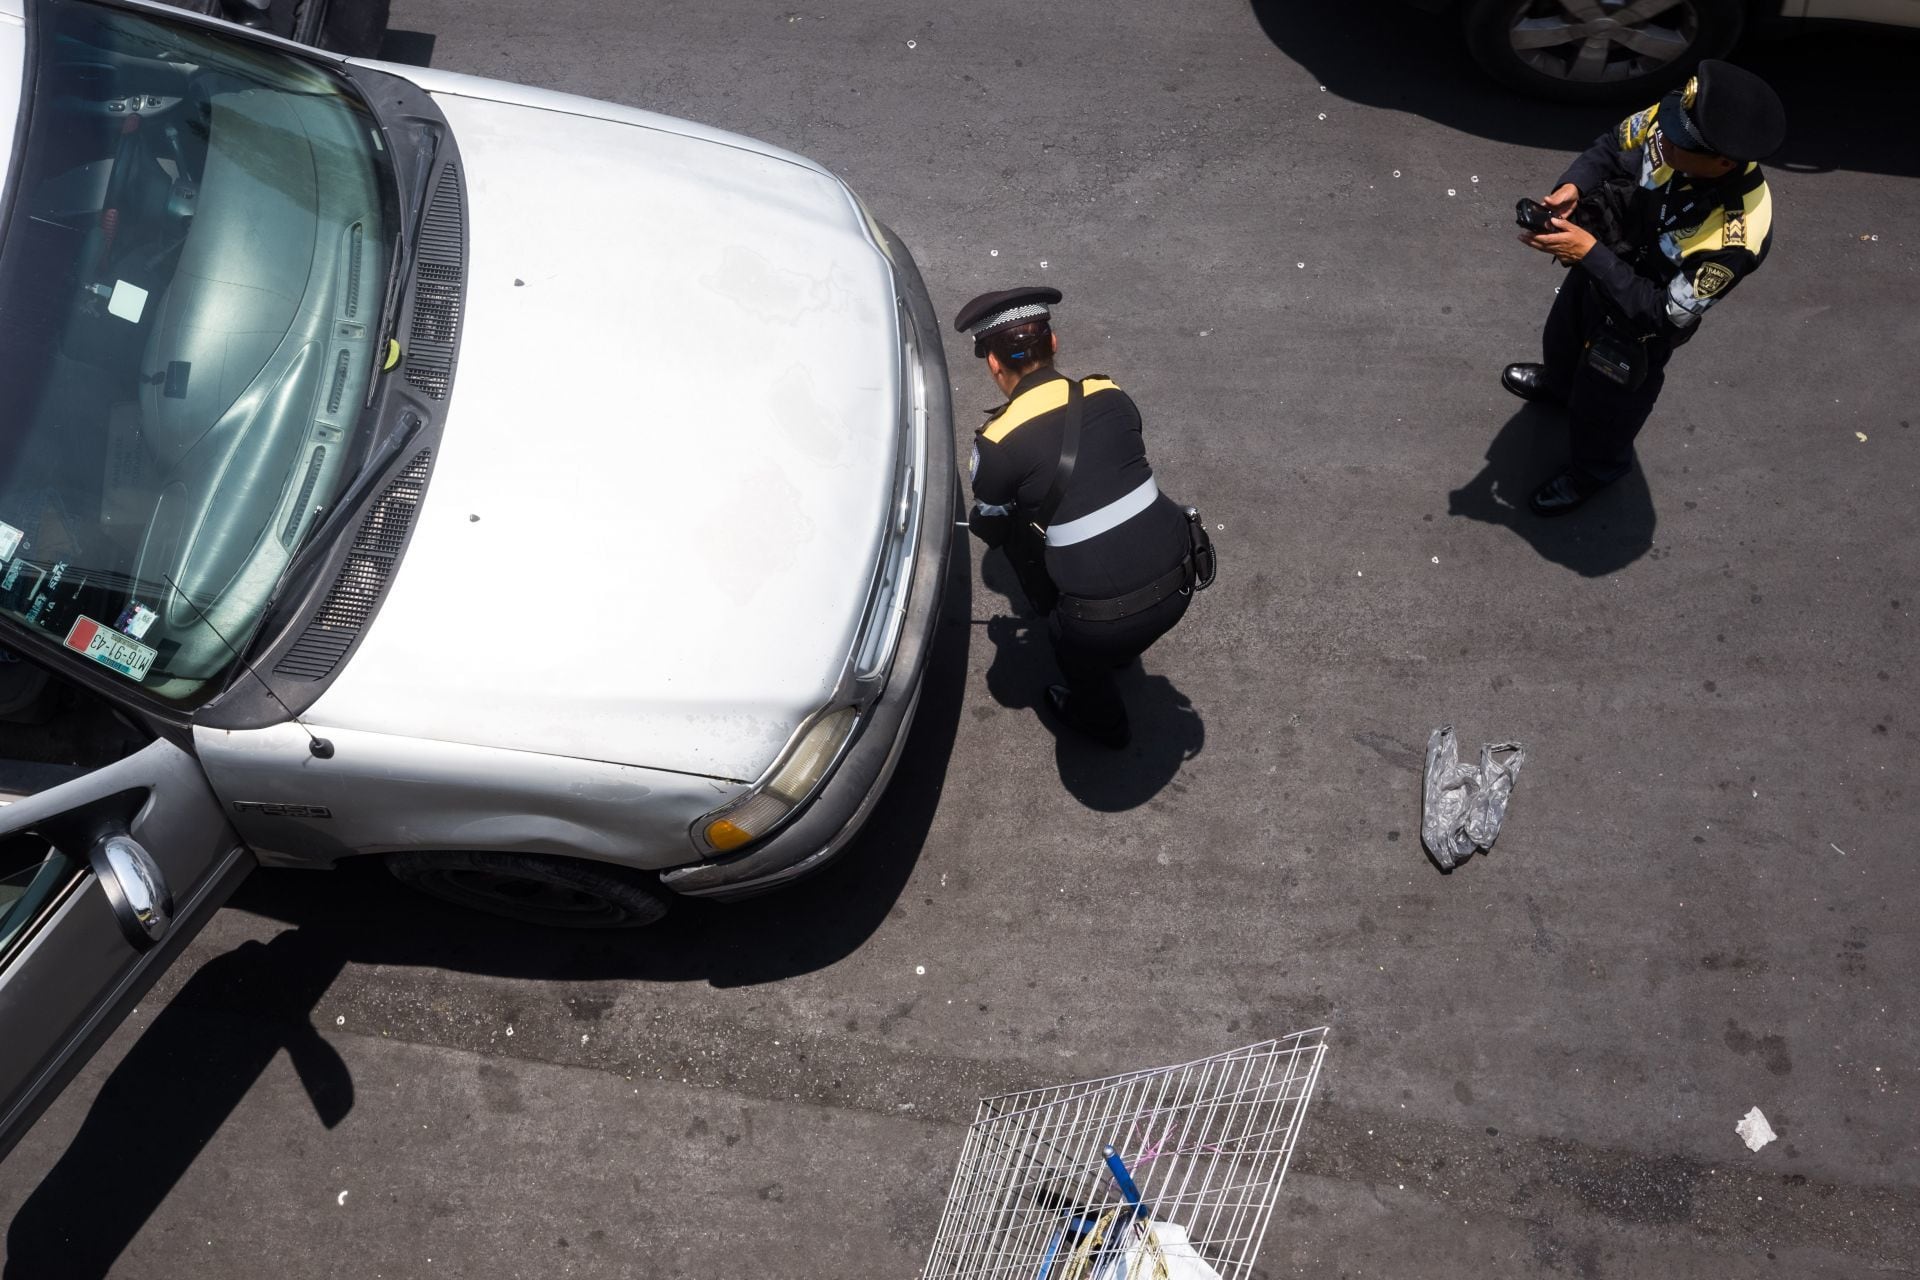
[0,0,394,707]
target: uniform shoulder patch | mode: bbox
[1619,105,1656,150]
[1693,261,1737,299]
[1722,210,1746,249]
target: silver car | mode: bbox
[0,0,953,1160]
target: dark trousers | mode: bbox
[1050,588,1191,731]
[1541,274,1675,488]
[996,521,1191,729]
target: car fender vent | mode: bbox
[273,448,434,681]
[404,165,466,401]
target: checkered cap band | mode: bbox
[969,303,1050,336]
[1660,95,1710,153]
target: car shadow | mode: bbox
[4,929,353,1280]
[1447,403,1655,577]
[4,544,971,1280]
[977,548,1204,811]
[1246,0,1920,179]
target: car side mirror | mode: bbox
[88,833,174,951]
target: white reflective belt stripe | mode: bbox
[1044,477,1159,547]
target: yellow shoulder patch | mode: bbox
[1674,175,1772,260]
[981,378,1120,444]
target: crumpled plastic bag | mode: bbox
[1422,726,1526,870]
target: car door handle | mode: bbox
[88,833,175,951]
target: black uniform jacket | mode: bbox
[970,368,1189,602]
[1558,99,1775,343]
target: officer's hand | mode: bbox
[1520,217,1597,266]
[968,501,1014,548]
[1542,183,1579,217]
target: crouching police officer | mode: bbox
[956,287,1213,749]
[1506,60,1785,516]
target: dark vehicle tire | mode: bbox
[1464,0,1745,105]
[386,850,673,929]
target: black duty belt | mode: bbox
[1056,556,1193,624]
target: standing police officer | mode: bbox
[1505,60,1786,516]
[956,287,1211,749]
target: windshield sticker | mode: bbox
[64,616,156,682]
[0,521,20,563]
[106,280,149,324]
[115,601,158,640]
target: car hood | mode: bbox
[307,84,902,782]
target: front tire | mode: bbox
[1464,0,1745,105]
[385,850,672,929]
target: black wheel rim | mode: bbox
[1507,0,1700,85]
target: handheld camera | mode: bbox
[1515,198,1558,234]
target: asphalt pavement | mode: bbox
[3,1,1916,1277]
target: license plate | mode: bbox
[64,615,157,682]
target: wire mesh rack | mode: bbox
[922,1031,1329,1280]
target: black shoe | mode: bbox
[1527,470,1601,517]
[1044,685,1130,749]
[1501,363,1562,404]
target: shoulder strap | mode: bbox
[1036,378,1082,528]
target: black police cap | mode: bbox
[952,286,1062,339]
[1689,60,1786,163]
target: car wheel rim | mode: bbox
[1506,0,1699,84]
[415,868,637,927]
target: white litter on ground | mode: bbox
[1447,188,1456,196]
[916,965,927,975]
[1317,112,1326,121]
[906,39,917,48]
[1737,1106,1777,1152]
[335,1015,344,1026]
[336,1190,349,1206]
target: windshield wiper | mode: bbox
[256,408,424,634]
[372,119,441,371]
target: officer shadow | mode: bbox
[1446,405,1656,578]
[978,550,1204,812]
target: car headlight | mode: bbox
[693,706,860,854]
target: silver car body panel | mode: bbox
[192,722,746,870]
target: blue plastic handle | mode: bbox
[1102,1144,1145,1210]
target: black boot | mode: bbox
[1501,363,1564,404]
[1528,469,1605,517]
[1044,685,1130,749]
